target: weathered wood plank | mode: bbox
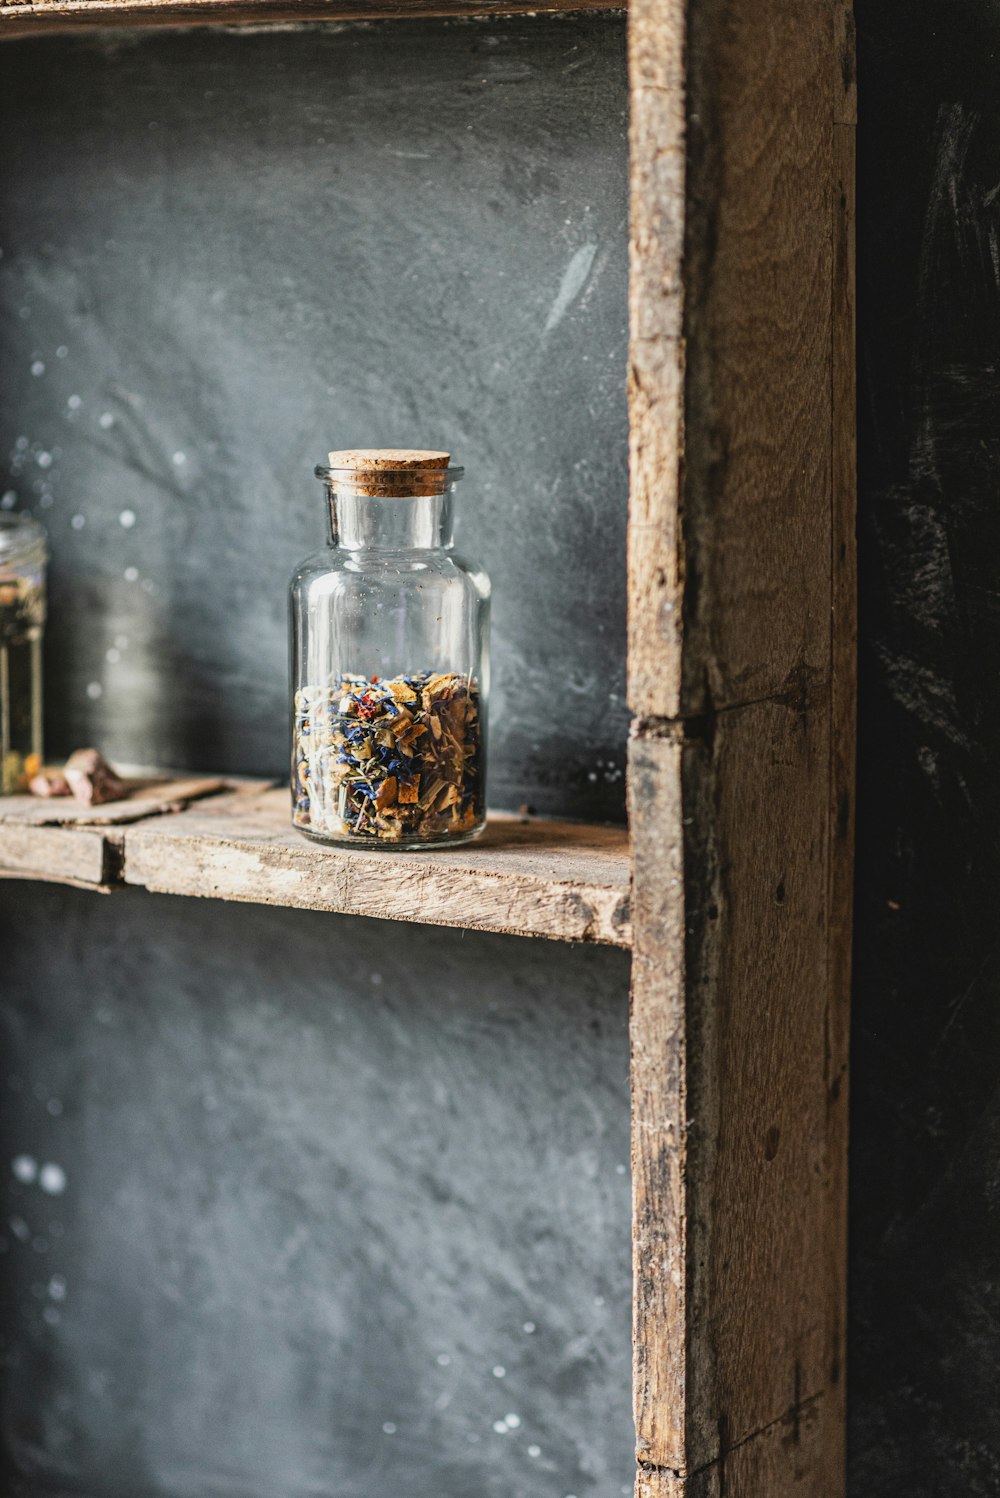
[630,698,834,1476]
[629,0,835,722]
[0,786,631,944]
[0,0,620,38]
[634,1387,836,1497]
[0,775,252,827]
[626,0,685,719]
[0,822,111,886]
[628,732,685,1462]
[122,790,632,944]
[627,0,853,1490]
[822,111,857,1482]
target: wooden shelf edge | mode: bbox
[0,783,632,947]
[0,0,624,39]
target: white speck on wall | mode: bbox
[381,1422,396,1435]
[67,395,82,411]
[9,1216,30,1241]
[544,241,598,334]
[39,1163,67,1196]
[492,1421,509,1435]
[370,972,383,986]
[528,1445,541,1458]
[86,682,103,701]
[522,1321,535,1334]
[594,1295,605,1307]
[119,509,136,529]
[36,452,52,470]
[30,360,45,377]
[46,1099,62,1117]
[56,346,68,359]
[11,1155,37,1184]
[504,1413,521,1428]
[492,1365,506,1378]
[106,648,121,665]
[124,567,139,583]
[71,514,85,530]
[42,1306,60,1326]
[172,451,186,466]
[48,1275,67,1301]
[1,491,16,510]
[616,1162,627,1174]
[436,1353,451,1366]
[99,413,115,430]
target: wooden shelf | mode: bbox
[0,0,621,41]
[0,781,632,947]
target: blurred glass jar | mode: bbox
[289,450,490,848]
[0,513,46,795]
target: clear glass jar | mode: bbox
[0,513,46,795]
[289,451,490,848]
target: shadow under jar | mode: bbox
[289,450,490,849]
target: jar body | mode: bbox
[289,473,490,848]
[0,515,46,795]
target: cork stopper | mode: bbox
[325,448,452,498]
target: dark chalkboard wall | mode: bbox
[0,17,629,823]
[0,17,633,1498]
[851,2,1000,1493]
[0,888,632,1498]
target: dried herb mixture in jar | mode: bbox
[293,670,482,842]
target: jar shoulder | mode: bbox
[290,548,490,596]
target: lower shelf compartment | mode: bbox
[0,779,632,947]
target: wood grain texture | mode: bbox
[629,732,685,1463]
[0,787,631,944]
[634,1387,838,1496]
[630,700,835,1476]
[823,112,856,1483]
[629,0,835,721]
[0,775,253,826]
[0,821,111,885]
[0,0,619,37]
[627,0,854,1490]
[123,791,631,944]
[626,0,685,719]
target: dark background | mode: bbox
[851,1,1000,1492]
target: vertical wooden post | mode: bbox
[627,0,856,1492]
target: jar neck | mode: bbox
[327,490,455,551]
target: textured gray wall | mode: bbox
[0,886,632,1498]
[0,17,632,1498]
[0,17,629,823]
